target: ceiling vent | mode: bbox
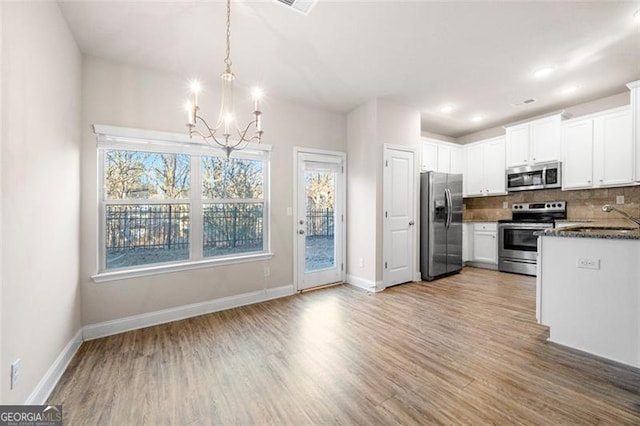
[511,98,537,107]
[274,0,318,15]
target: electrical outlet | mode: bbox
[576,258,600,270]
[263,266,270,277]
[11,359,21,389]
[616,195,624,205]
[358,257,364,268]
[502,201,509,209]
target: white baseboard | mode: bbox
[345,274,383,292]
[83,284,295,341]
[25,329,83,405]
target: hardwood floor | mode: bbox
[48,267,640,424]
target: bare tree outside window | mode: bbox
[104,150,191,269]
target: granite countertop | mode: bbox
[539,222,640,240]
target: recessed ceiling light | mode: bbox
[439,104,454,113]
[471,115,484,123]
[533,67,555,79]
[561,85,580,95]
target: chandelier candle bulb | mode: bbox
[185,101,195,126]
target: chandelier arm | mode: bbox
[193,116,229,150]
[233,119,258,144]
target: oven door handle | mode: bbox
[542,166,547,187]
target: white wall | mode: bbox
[80,56,346,325]
[346,100,378,283]
[0,2,4,404]
[1,2,82,404]
[346,99,421,285]
[375,100,421,282]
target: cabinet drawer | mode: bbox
[473,223,497,232]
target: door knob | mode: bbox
[409,220,415,226]
[298,230,305,235]
[299,219,304,225]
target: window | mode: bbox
[97,127,270,276]
[201,156,265,258]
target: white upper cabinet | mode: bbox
[421,138,465,174]
[506,114,562,167]
[449,146,465,175]
[562,106,632,190]
[465,143,484,196]
[562,119,594,189]
[422,140,438,172]
[506,125,529,167]
[464,136,506,197]
[594,108,632,187]
[627,80,640,182]
[437,144,451,172]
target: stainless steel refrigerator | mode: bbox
[420,171,463,281]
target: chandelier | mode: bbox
[185,0,263,158]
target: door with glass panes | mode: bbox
[295,152,344,291]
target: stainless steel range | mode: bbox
[498,201,567,276]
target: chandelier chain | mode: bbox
[224,0,232,72]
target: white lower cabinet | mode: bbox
[462,223,472,262]
[465,222,498,267]
[472,223,498,264]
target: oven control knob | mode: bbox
[552,203,556,207]
[546,204,550,208]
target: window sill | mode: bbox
[91,252,274,283]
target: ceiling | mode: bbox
[58,0,640,138]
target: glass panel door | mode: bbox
[296,153,344,291]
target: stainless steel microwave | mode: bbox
[506,161,562,192]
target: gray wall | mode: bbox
[1,2,82,404]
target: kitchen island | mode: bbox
[537,223,640,368]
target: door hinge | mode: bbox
[385,261,388,269]
[341,165,344,173]
[385,160,388,167]
[341,263,344,271]
[385,211,388,218]
[341,214,344,222]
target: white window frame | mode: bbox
[92,125,273,283]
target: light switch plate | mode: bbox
[616,195,624,205]
[502,201,509,209]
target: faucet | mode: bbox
[601,205,640,226]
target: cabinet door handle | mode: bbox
[599,179,603,182]
[587,180,591,183]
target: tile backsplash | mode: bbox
[463,186,640,221]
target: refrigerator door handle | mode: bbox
[444,188,451,229]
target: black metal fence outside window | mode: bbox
[306,208,334,238]
[106,204,190,251]
[203,204,264,253]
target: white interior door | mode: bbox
[383,146,416,287]
[295,151,345,291]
